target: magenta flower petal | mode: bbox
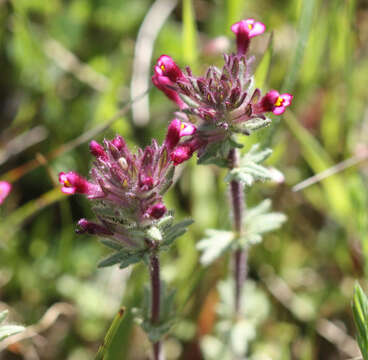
[248,21,266,37]
[281,93,293,106]
[58,171,93,195]
[273,106,285,115]
[170,145,193,166]
[61,186,76,195]
[180,122,197,137]
[0,181,12,204]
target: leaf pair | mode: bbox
[197,199,286,266]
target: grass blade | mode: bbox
[182,0,198,64]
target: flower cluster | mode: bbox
[152,19,293,165]
[58,126,191,246]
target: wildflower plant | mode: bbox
[153,18,289,358]
[59,130,193,359]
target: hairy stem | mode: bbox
[228,148,247,314]
[150,252,164,360]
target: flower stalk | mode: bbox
[228,148,246,314]
[149,250,164,360]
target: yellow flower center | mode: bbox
[180,123,185,130]
[248,23,253,30]
[64,179,71,187]
[160,65,165,71]
[274,96,283,107]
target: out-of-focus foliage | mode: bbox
[0,0,367,359]
[353,283,368,360]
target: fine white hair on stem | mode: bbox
[130,0,179,126]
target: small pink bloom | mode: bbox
[90,140,108,160]
[231,19,266,55]
[164,119,197,151]
[179,122,197,137]
[170,145,194,166]
[59,171,93,195]
[0,181,11,204]
[154,55,183,82]
[152,74,186,109]
[147,203,167,219]
[256,90,293,115]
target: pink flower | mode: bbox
[59,171,96,195]
[231,19,266,55]
[0,181,11,204]
[164,119,197,151]
[154,55,183,82]
[256,90,293,115]
[180,122,196,137]
[152,74,186,109]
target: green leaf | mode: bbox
[240,199,287,248]
[238,117,272,134]
[95,308,126,360]
[99,239,123,251]
[98,250,145,269]
[225,144,281,186]
[134,281,176,342]
[197,230,235,266]
[352,283,368,360]
[161,219,194,249]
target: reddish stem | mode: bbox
[228,148,247,314]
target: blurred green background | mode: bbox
[0,0,368,358]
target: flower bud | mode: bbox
[76,218,113,235]
[112,135,125,151]
[147,203,167,219]
[90,140,108,160]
